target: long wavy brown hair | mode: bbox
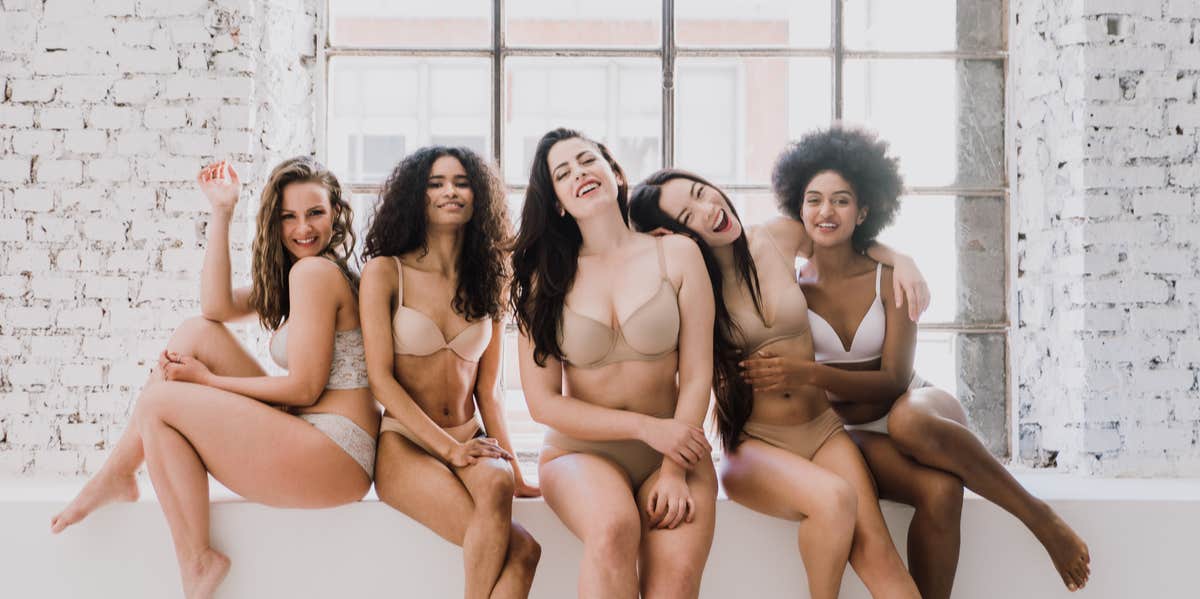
[361,146,511,321]
[628,169,761,452]
[249,156,357,331]
[509,128,629,366]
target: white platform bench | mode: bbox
[4,472,1196,598]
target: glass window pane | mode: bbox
[328,57,491,184]
[876,195,958,324]
[329,0,492,48]
[675,0,831,48]
[725,191,781,230]
[843,59,1003,187]
[674,58,831,185]
[844,0,1004,52]
[504,57,661,184]
[506,0,660,47]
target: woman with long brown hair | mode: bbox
[511,128,718,599]
[359,146,540,599]
[628,168,927,599]
[50,158,378,599]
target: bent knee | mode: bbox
[585,512,641,558]
[469,461,516,504]
[510,528,542,569]
[914,471,964,519]
[815,477,858,528]
[171,315,227,344]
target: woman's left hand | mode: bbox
[645,472,694,529]
[739,349,814,392]
[510,459,542,498]
[161,352,214,385]
[892,256,930,322]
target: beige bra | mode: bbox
[726,226,810,356]
[391,257,492,363]
[558,238,680,369]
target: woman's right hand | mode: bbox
[196,160,241,214]
[445,437,514,468]
[639,417,711,470]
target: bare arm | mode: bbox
[808,265,916,404]
[473,320,537,494]
[358,257,491,463]
[196,161,254,322]
[658,235,716,481]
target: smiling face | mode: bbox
[279,181,335,259]
[424,154,475,228]
[800,170,867,248]
[655,177,742,248]
[546,137,625,221]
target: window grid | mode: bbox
[320,1,1012,433]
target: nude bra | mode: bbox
[269,325,369,390]
[727,226,811,356]
[808,262,885,365]
[391,256,492,363]
[558,238,680,369]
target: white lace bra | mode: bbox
[269,324,370,390]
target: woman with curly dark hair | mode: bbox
[742,125,1092,596]
[51,158,378,599]
[360,146,540,599]
[511,129,717,599]
[629,168,929,599]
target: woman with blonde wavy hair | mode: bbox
[50,157,379,599]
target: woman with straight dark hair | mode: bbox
[51,158,377,599]
[360,146,540,599]
[511,129,718,599]
[745,125,1091,596]
[629,168,929,599]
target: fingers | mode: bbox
[647,490,666,526]
[664,495,686,529]
[685,497,696,523]
[466,438,513,461]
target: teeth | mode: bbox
[713,210,727,233]
[577,182,599,197]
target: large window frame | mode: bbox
[318,0,1012,455]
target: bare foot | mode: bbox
[1033,507,1091,591]
[49,472,140,534]
[182,548,231,599]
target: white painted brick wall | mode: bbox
[1014,0,1200,475]
[0,0,319,476]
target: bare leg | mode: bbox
[374,432,539,599]
[455,454,521,599]
[539,451,641,599]
[852,431,962,599]
[720,440,856,599]
[637,455,717,599]
[887,389,1091,591]
[51,316,266,533]
[812,432,920,599]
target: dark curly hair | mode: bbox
[510,128,628,366]
[362,146,510,321]
[629,169,759,453]
[772,126,904,253]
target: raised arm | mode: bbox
[766,215,928,321]
[359,258,509,467]
[196,161,254,322]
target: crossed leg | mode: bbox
[374,431,541,599]
[886,388,1091,590]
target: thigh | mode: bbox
[140,380,367,507]
[539,452,640,542]
[892,386,967,428]
[637,455,717,566]
[166,316,267,378]
[374,431,477,545]
[812,432,891,534]
[851,431,960,506]
[720,438,852,521]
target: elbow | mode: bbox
[297,379,325,407]
[199,304,224,322]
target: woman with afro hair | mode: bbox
[359,146,541,599]
[740,126,1092,596]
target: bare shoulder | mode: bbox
[289,256,352,296]
[360,254,399,283]
[878,262,896,303]
[660,232,702,263]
